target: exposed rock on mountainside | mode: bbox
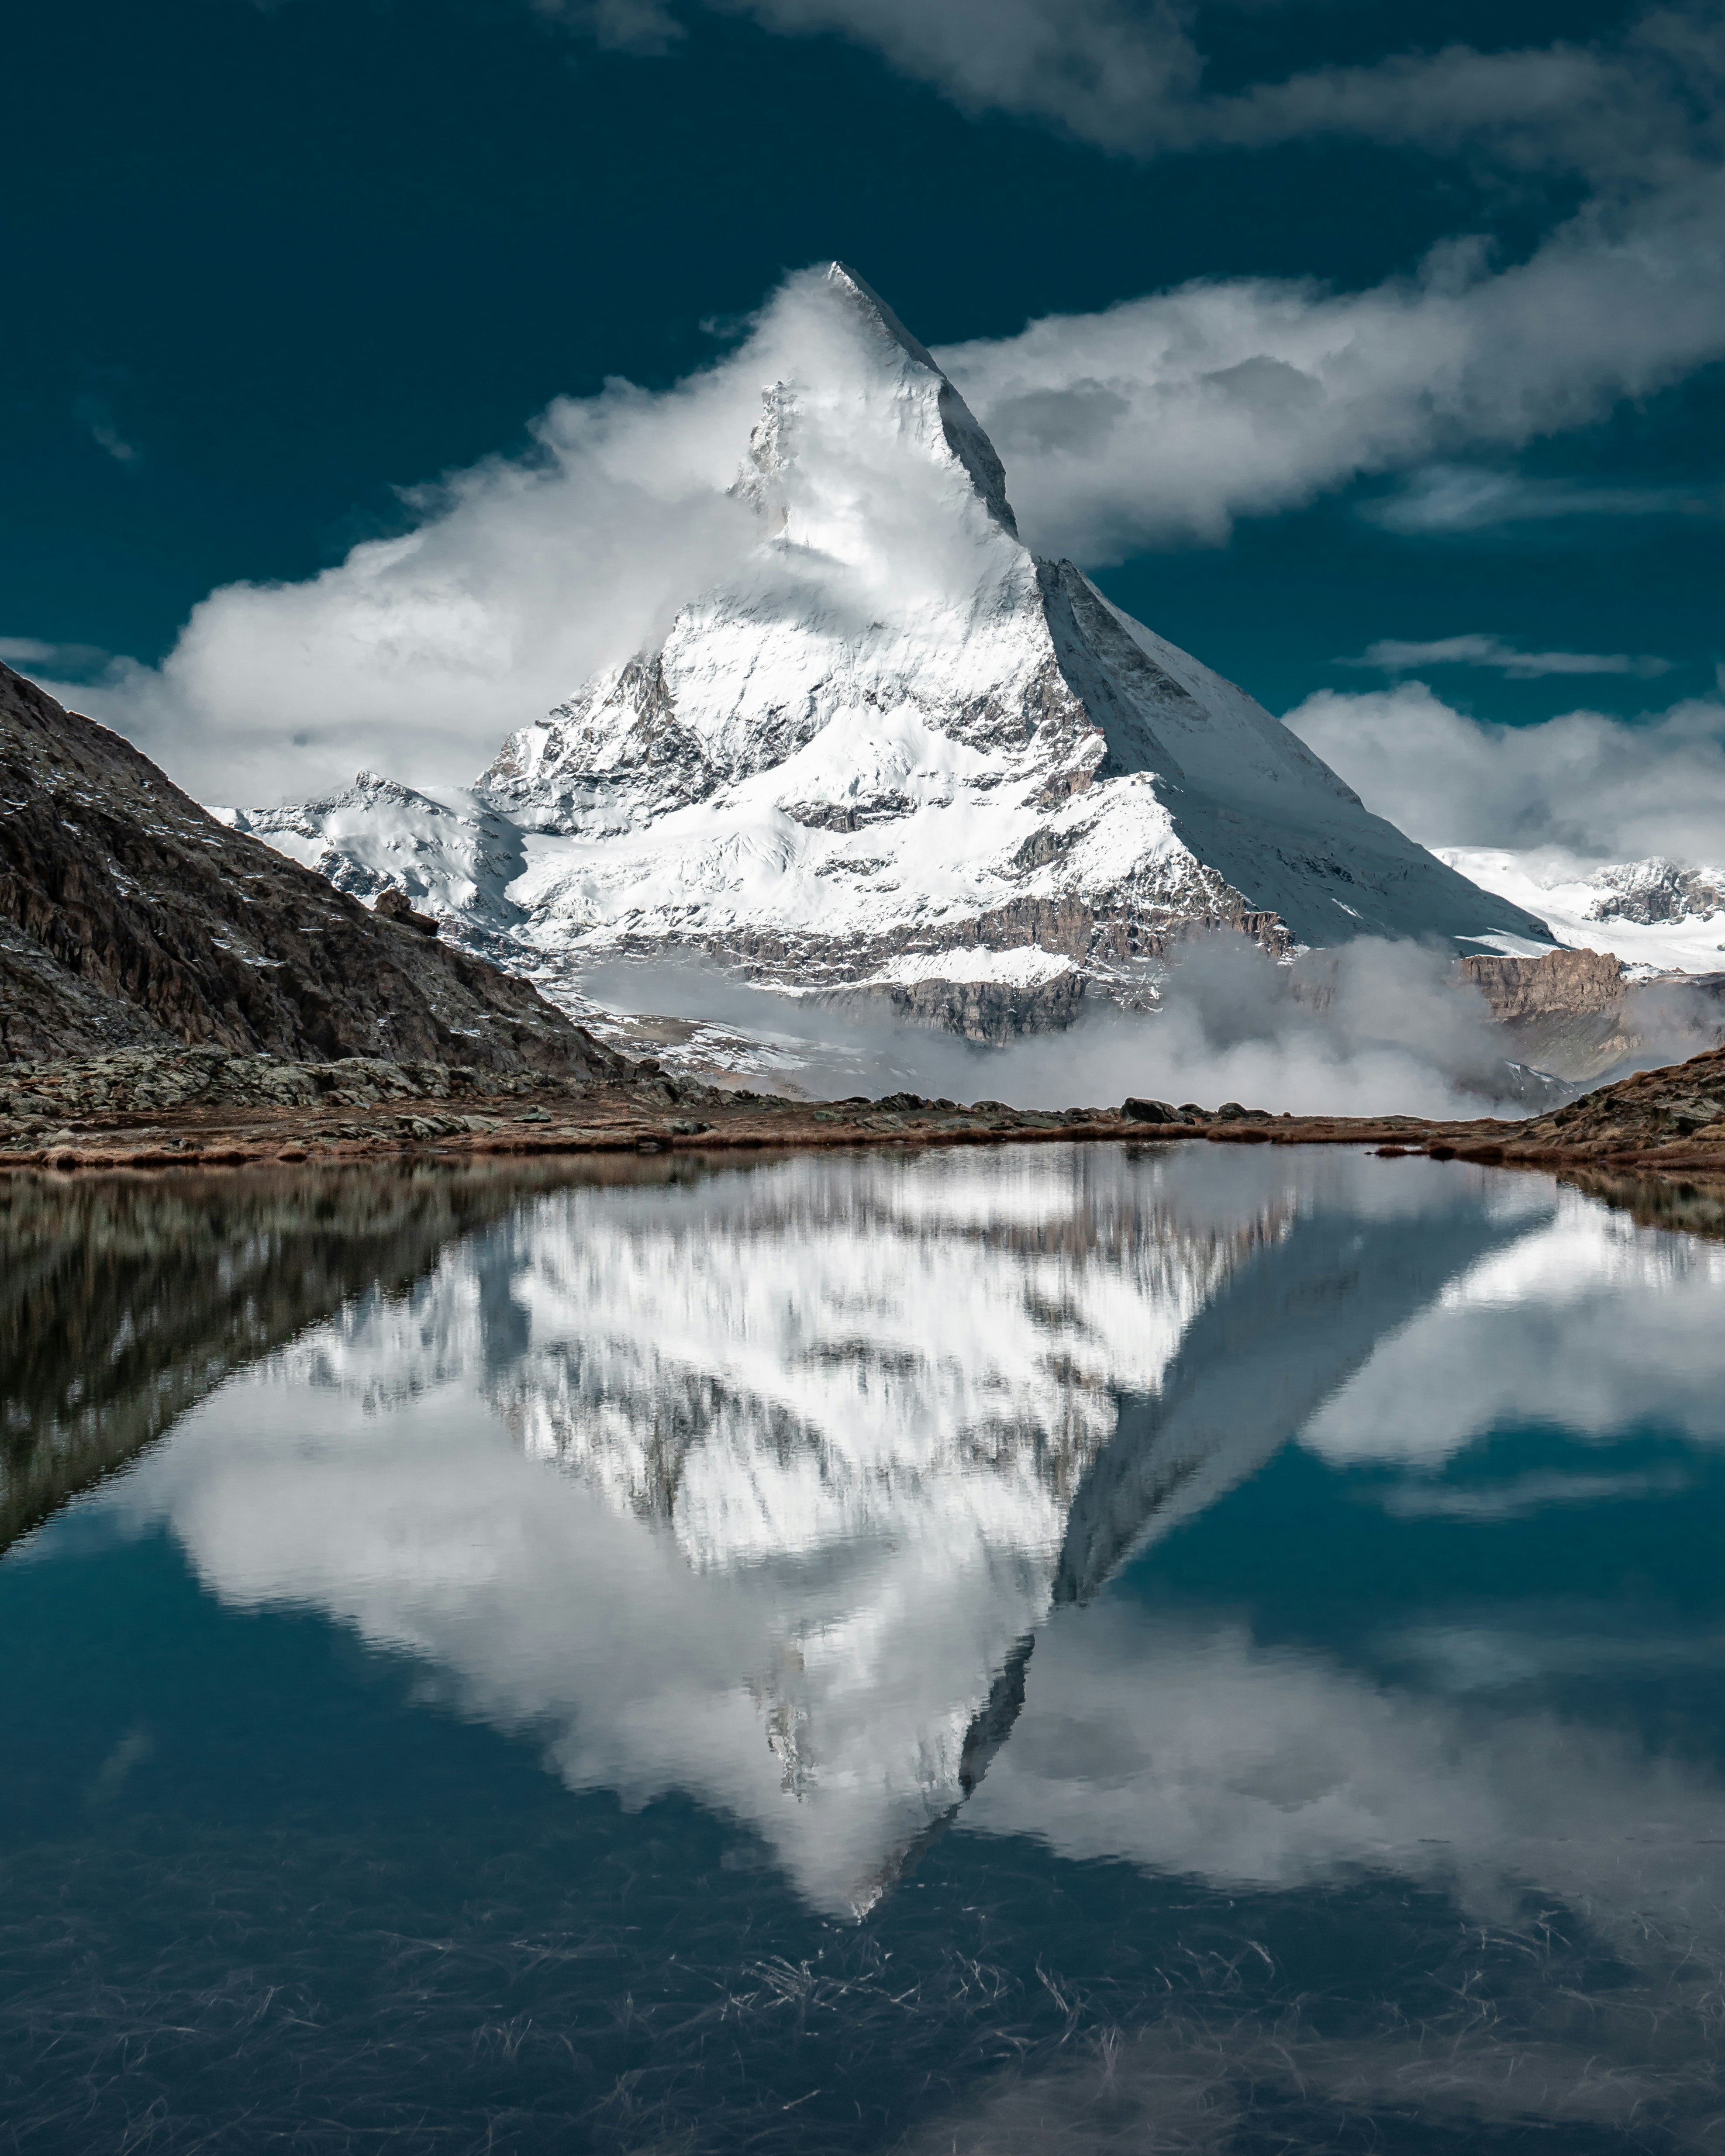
[1588,858,1725,927]
[1456,944,1725,1083]
[1459,945,1642,1080]
[238,265,1553,1042]
[1459,946,1625,1021]
[0,663,624,1077]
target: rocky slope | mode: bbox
[0,662,625,1077]
[1513,1042,1725,1159]
[233,265,1553,1043]
[1456,945,1725,1084]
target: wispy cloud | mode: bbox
[75,396,141,468]
[88,421,140,466]
[531,0,684,53]
[1361,463,1721,535]
[0,636,114,676]
[583,0,1725,190]
[1343,633,1673,680]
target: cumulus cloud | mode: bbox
[938,172,1725,558]
[44,348,771,803]
[1287,680,1725,862]
[1344,634,1673,679]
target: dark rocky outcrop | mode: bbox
[1516,1042,1725,1157]
[0,662,625,1078]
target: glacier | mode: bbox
[227,263,1557,1040]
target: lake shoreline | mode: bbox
[3,1072,1723,1183]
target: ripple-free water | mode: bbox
[3,1145,1723,2153]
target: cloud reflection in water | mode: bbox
[111,1146,1725,1949]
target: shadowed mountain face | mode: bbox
[0,663,622,1075]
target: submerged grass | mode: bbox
[3,1809,1723,2155]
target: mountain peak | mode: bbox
[822,260,942,373]
[733,262,1020,547]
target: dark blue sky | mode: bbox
[6,0,1722,731]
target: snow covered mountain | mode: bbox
[1436,848,1725,976]
[229,265,1552,1039]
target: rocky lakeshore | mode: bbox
[2,1038,1722,1183]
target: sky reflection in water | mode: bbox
[2,1144,1723,2153]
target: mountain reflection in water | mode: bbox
[4,1142,1724,2152]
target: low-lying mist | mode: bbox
[576,935,1708,1118]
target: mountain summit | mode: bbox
[239,264,1554,1038]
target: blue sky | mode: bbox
[6,0,1725,822]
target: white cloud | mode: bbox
[1361,462,1720,532]
[45,343,773,802]
[1345,633,1673,679]
[1285,679,1725,861]
[938,172,1725,558]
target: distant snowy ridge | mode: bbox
[1438,849,1725,977]
[231,264,1552,1038]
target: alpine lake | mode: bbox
[4,1139,1724,2155]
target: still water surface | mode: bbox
[3,1144,1724,2152]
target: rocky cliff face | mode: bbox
[1459,945,1725,1083]
[236,266,1554,1044]
[0,663,625,1077]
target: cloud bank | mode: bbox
[589,933,1570,1119]
[1286,680,1725,862]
